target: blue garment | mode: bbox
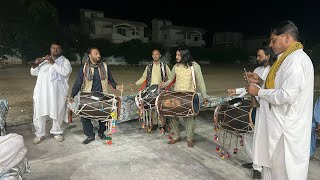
[310,97,320,157]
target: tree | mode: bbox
[22,0,58,26]
[0,1,30,60]
[0,0,60,62]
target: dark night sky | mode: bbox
[49,0,320,42]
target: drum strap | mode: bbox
[164,77,176,92]
[160,62,167,82]
[146,63,153,87]
[191,65,196,91]
[138,80,147,91]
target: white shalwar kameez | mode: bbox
[236,65,270,172]
[252,49,314,180]
[30,56,72,138]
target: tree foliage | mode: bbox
[0,0,59,62]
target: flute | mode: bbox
[31,56,49,69]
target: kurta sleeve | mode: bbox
[71,66,84,98]
[108,69,118,89]
[30,67,39,76]
[314,97,320,124]
[194,63,207,99]
[258,57,304,105]
[52,58,72,77]
[135,66,148,85]
[164,65,176,86]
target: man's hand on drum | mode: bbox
[244,72,260,84]
[246,84,260,96]
[227,89,236,96]
[116,84,124,93]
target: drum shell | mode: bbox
[77,92,120,120]
[156,91,200,117]
[214,99,254,133]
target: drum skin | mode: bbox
[135,84,160,110]
[156,91,199,117]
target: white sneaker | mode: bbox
[53,134,64,142]
[33,136,43,144]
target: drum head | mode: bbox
[141,84,158,97]
[228,97,244,108]
[137,84,159,110]
[148,84,159,93]
[193,94,200,115]
[90,91,107,101]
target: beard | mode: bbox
[51,52,62,58]
[257,59,268,66]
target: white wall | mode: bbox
[2,55,23,64]
[94,21,113,35]
[84,11,104,18]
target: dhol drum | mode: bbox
[156,91,200,117]
[68,91,121,121]
[135,84,160,110]
[213,98,256,134]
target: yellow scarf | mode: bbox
[265,42,303,89]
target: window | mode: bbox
[91,13,97,18]
[187,34,191,39]
[164,34,168,39]
[194,37,199,41]
[163,21,166,26]
[117,28,126,36]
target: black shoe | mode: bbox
[82,136,95,144]
[253,170,262,179]
[151,125,159,131]
[241,162,253,169]
[98,133,107,140]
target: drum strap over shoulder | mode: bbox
[191,64,196,92]
[160,62,167,82]
[146,63,153,87]
[81,63,88,91]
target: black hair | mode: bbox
[271,20,299,41]
[86,47,99,54]
[176,46,194,68]
[258,46,276,65]
[50,41,62,48]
